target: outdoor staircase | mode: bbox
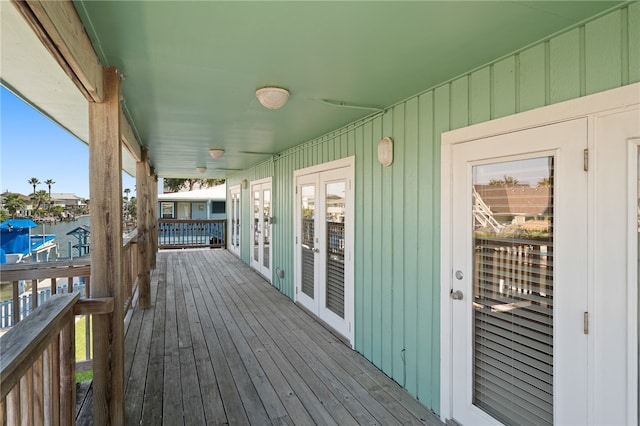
[472,187,502,234]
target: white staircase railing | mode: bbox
[473,187,502,234]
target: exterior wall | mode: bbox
[227,4,639,413]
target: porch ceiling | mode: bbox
[3,1,623,178]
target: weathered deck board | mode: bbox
[82,249,442,425]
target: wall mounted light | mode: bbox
[196,165,207,173]
[377,137,393,167]
[256,87,289,109]
[209,148,225,159]
[241,179,248,189]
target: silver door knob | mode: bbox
[455,270,464,280]
[451,290,464,300]
[313,248,320,253]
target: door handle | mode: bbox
[313,248,320,253]
[450,289,464,300]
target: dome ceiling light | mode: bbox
[209,148,225,158]
[195,165,207,173]
[256,87,289,109]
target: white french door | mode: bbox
[229,185,240,257]
[295,158,354,345]
[251,179,271,281]
[449,119,588,425]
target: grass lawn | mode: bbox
[75,315,93,383]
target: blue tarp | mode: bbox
[0,219,38,258]
[0,219,38,230]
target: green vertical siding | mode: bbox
[227,5,638,414]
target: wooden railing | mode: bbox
[1,229,140,365]
[158,219,226,249]
[122,229,139,312]
[0,294,113,425]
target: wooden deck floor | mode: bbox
[84,249,442,425]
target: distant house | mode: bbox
[158,184,226,220]
[49,193,86,211]
[0,192,34,217]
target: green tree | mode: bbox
[127,196,137,218]
[30,190,50,215]
[537,177,552,187]
[0,210,9,222]
[489,175,520,187]
[3,193,25,218]
[28,177,40,195]
[163,178,225,193]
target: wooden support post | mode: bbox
[136,149,151,309]
[89,67,124,425]
[152,174,158,268]
[146,172,155,270]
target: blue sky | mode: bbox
[1,86,137,199]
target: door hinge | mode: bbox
[583,149,589,172]
[583,311,589,334]
[296,236,298,244]
[295,186,298,194]
[296,287,298,294]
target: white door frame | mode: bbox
[440,83,640,424]
[294,156,355,346]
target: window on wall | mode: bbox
[211,201,225,214]
[161,202,174,219]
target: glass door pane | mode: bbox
[253,189,260,263]
[300,184,315,298]
[263,189,271,269]
[472,157,554,425]
[325,181,346,318]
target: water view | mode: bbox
[34,215,90,260]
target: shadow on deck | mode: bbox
[78,249,442,425]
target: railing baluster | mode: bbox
[20,370,32,425]
[51,336,60,426]
[6,385,19,426]
[34,355,44,426]
[59,312,75,425]
[12,282,19,326]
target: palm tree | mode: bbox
[28,177,40,195]
[3,193,25,218]
[537,177,552,187]
[45,179,55,212]
[124,188,131,201]
[31,190,49,216]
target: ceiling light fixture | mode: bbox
[256,87,289,109]
[196,165,207,173]
[209,148,225,159]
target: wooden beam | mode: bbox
[12,1,146,163]
[11,0,104,102]
[73,298,115,316]
[0,260,90,282]
[136,149,151,309]
[120,109,142,162]
[89,67,125,425]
